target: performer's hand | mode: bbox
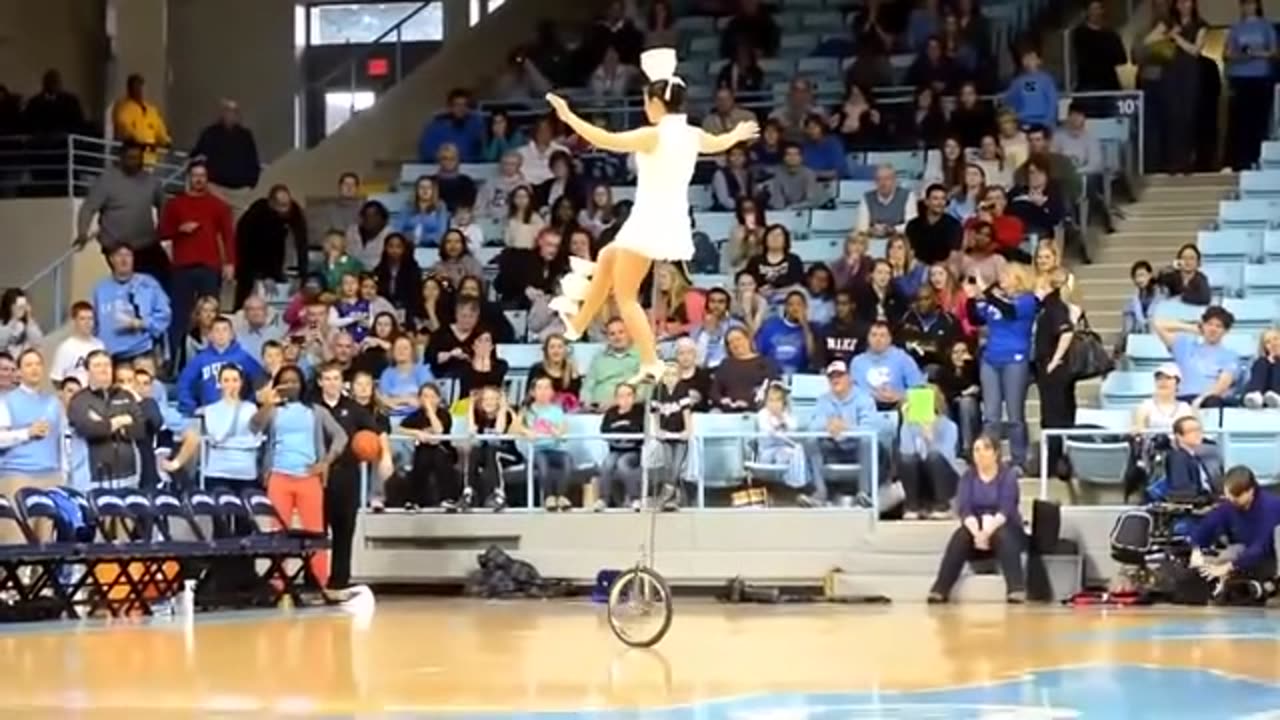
[545,93,571,120]
[732,120,760,143]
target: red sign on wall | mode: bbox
[367,57,390,77]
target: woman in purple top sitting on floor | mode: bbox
[928,432,1026,604]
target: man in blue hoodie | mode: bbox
[1003,46,1058,128]
[1191,466,1280,590]
[800,360,892,508]
[850,321,926,410]
[417,88,486,164]
[176,316,266,416]
[90,244,172,363]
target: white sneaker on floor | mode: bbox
[1266,391,1280,409]
[548,296,583,340]
[1245,392,1265,409]
[569,256,597,278]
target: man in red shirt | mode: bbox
[157,160,235,360]
[962,186,1029,263]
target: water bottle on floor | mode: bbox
[178,579,196,617]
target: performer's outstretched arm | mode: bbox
[546,93,658,154]
[698,122,760,155]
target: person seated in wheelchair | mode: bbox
[1162,416,1222,502]
[1188,466,1280,593]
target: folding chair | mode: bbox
[239,487,329,606]
[78,488,164,616]
[0,493,75,621]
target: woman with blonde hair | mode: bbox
[1033,241,1078,306]
[831,230,873,291]
[650,262,706,339]
[995,111,1028,170]
[527,333,583,408]
[1244,328,1280,409]
[180,295,220,371]
[965,263,1037,469]
[732,271,770,336]
[886,234,927,299]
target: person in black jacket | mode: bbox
[898,285,960,372]
[936,339,981,454]
[494,230,568,310]
[374,233,422,317]
[855,259,908,328]
[190,100,261,191]
[1157,243,1212,306]
[821,290,870,364]
[1166,416,1221,499]
[947,81,995,149]
[719,0,781,59]
[66,350,147,486]
[392,382,460,509]
[1034,271,1077,480]
[234,185,308,308]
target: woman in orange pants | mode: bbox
[250,365,348,588]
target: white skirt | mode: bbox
[608,210,694,262]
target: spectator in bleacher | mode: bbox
[379,335,434,419]
[527,334,582,406]
[704,88,757,142]
[504,185,546,251]
[400,177,450,249]
[947,164,987,222]
[642,0,678,47]
[674,337,713,411]
[478,153,527,221]
[434,229,486,290]
[23,69,86,136]
[802,359,885,508]
[995,112,1029,173]
[235,184,308,308]
[568,227,596,263]
[0,289,40,358]
[947,82,994,150]
[418,88,485,164]
[801,115,847,181]
[75,142,168,283]
[582,0,645,67]
[651,263,707,340]
[898,285,960,372]
[975,134,1013,190]
[745,224,805,299]
[578,185,617,240]
[852,0,896,54]
[806,265,837,326]
[1121,260,1160,346]
[0,348,63,499]
[1054,104,1114,232]
[953,0,991,60]
[191,99,261,194]
[1007,158,1066,246]
[1154,306,1241,409]
[518,119,570,188]
[496,228,567,311]
[923,137,966,197]
[899,384,960,519]
[907,183,964,267]
[175,316,265,416]
[590,46,641,100]
[1244,329,1280,409]
[159,161,236,355]
[929,264,974,338]
[751,119,786,170]
[766,144,826,210]
[283,272,326,335]
[711,326,776,411]
[466,386,520,510]
[857,165,918,238]
[964,186,1024,263]
[50,302,103,386]
[434,143,478,213]
[342,200,392,270]
[720,0,780,59]
[480,111,523,164]
[411,276,448,340]
[548,196,582,240]
[958,222,1008,288]
[648,364,692,510]
[755,291,817,375]
[92,244,172,364]
[717,44,766,95]
[1033,242,1077,302]
[535,151,586,212]
[1033,269,1077,480]
[358,273,398,323]
[67,350,146,486]
[354,311,398,378]
[927,432,1025,603]
[392,382,456,509]
[711,145,755,213]
[967,265,1037,469]
[111,73,171,165]
[732,271,770,336]
[527,18,573,85]
[1224,0,1278,171]
[770,79,828,143]
[318,229,363,293]
[1133,364,1193,436]
[852,320,926,410]
[374,234,423,317]
[328,273,372,344]
[856,258,908,327]
[831,83,886,152]
[754,381,808,491]
[1162,415,1222,499]
[459,275,516,343]
[582,318,641,410]
[1071,0,1127,95]
[1002,45,1057,129]
[325,331,360,386]
[722,197,765,273]
[164,363,259,494]
[312,173,364,249]
[832,231,873,293]
[822,289,869,364]
[0,353,15,393]
[692,287,740,367]
[907,38,958,97]
[231,295,285,365]
[596,383,645,510]
[887,235,927,299]
[1155,0,1207,175]
[900,85,948,150]
[941,12,979,78]
[1018,126,1082,208]
[937,339,981,452]
[1156,243,1211,306]
[906,0,942,52]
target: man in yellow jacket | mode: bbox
[112,73,171,165]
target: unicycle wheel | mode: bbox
[606,566,673,648]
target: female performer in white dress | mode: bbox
[546,48,758,384]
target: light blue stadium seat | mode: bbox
[477,215,503,243]
[1223,331,1260,359]
[836,179,876,206]
[674,16,715,34]
[689,185,713,210]
[868,237,888,258]
[800,10,844,29]
[766,209,811,236]
[796,57,840,79]
[1265,230,1280,263]
[759,58,797,80]
[809,208,855,239]
[1198,229,1263,263]
[1100,370,1155,409]
[572,342,605,374]
[788,373,827,405]
[1064,408,1132,488]
[370,191,410,213]
[1125,334,1170,371]
[688,35,719,57]
[1238,170,1280,199]
[694,413,751,491]
[691,273,731,290]
[564,413,609,472]
[1222,297,1279,331]
[1219,199,1279,229]
[792,238,840,264]
[497,343,542,370]
[676,59,706,79]
[502,375,526,406]
[460,163,498,182]
[779,33,820,57]
[694,212,735,242]
[1221,409,1280,485]
[1261,140,1280,170]
[473,245,502,267]
[503,310,528,341]
[1201,263,1244,298]
[1244,264,1280,297]
[865,150,926,179]
[1151,299,1208,323]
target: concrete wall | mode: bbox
[0,198,79,318]
[0,0,107,123]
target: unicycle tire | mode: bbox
[606,567,673,648]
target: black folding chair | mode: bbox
[238,487,330,606]
[9,488,88,616]
[83,488,171,617]
[0,494,57,617]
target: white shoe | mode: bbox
[1266,391,1280,409]
[627,362,667,385]
[548,296,583,340]
[1245,392,1264,409]
[569,256,597,278]
[560,273,590,302]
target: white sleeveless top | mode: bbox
[610,113,699,262]
[1137,397,1193,432]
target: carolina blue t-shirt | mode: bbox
[1171,334,1239,398]
[378,364,434,416]
[1227,17,1278,78]
[850,347,926,396]
[272,403,319,476]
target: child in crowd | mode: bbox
[328,273,372,343]
[318,230,364,293]
[596,383,645,511]
[1122,260,1161,346]
[650,363,693,511]
[468,386,520,511]
[1002,46,1058,129]
[935,340,981,454]
[450,205,486,250]
[522,375,572,511]
[395,383,460,510]
[754,381,807,489]
[1244,329,1280,409]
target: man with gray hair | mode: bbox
[856,164,918,238]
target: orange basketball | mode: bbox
[350,430,382,463]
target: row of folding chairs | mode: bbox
[0,486,329,620]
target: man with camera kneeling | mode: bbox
[1189,466,1280,601]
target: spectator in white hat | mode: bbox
[1132,362,1195,434]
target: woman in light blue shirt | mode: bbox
[378,335,433,417]
[165,366,263,513]
[399,176,450,248]
[520,375,571,511]
[1225,0,1278,171]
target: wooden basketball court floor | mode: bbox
[3,599,1280,718]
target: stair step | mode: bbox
[831,571,1012,602]
[1145,172,1238,188]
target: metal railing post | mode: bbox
[395,26,403,85]
[868,436,879,528]
[65,133,74,199]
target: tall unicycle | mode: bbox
[606,363,674,648]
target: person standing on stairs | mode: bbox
[75,142,170,294]
[1155,0,1208,175]
[1033,270,1076,482]
[1223,0,1278,173]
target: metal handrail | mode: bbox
[309,0,438,91]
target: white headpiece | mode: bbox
[640,47,684,101]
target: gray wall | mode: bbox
[0,0,107,124]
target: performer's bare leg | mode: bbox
[610,247,661,371]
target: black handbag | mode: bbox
[1066,314,1115,381]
